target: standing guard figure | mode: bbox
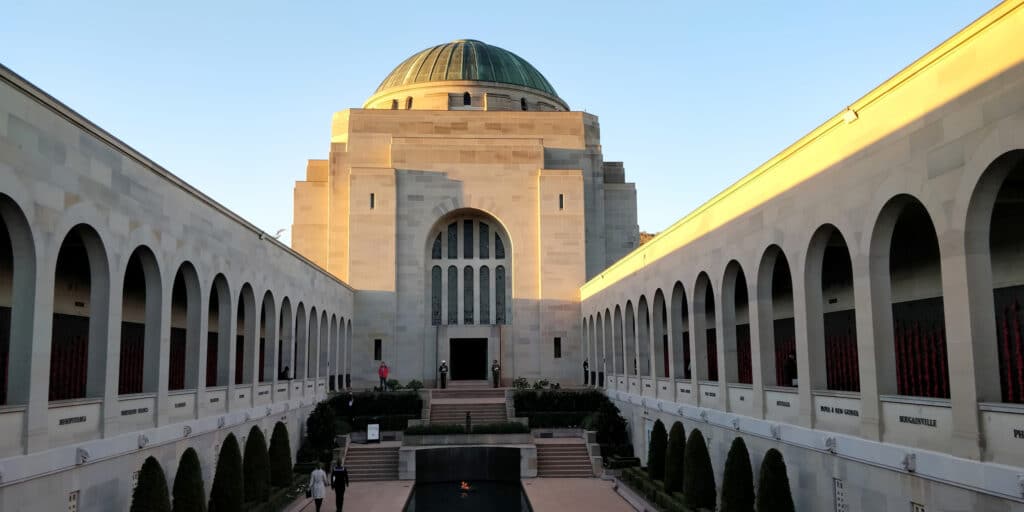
[491,359,501,388]
[583,358,590,385]
[439,360,449,389]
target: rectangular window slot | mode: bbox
[828,297,838,304]
[558,193,564,210]
[374,339,382,360]
[554,337,562,358]
[370,193,375,209]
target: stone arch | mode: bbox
[235,283,257,385]
[869,194,949,398]
[207,273,231,387]
[722,260,751,385]
[0,193,36,405]
[278,297,293,380]
[964,149,1024,402]
[637,296,651,377]
[694,272,717,382]
[319,311,329,379]
[595,311,605,385]
[118,245,162,395]
[603,308,612,379]
[625,301,637,376]
[345,318,352,387]
[757,245,797,388]
[613,305,624,374]
[330,314,338,390]
[294,302,307,379]
[425,208,512,326]
[259,290,276,383]
[653,289,669,378]
[50,224,110,400]
[805,226,859,391]
[307,306,319,380]
[168,261,201,390]
[670,281,690,380]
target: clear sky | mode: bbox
[1,0,997,244]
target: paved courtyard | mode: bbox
[285,477,635,511]
[522,478,635,512]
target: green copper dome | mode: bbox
[375,39,560,98]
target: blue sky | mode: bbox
[1,1,997,243]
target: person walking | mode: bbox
[438,360,449,389]
[378,361,390,391]
[490,359,501,388]
[331,460,350,511]
[308,462,328,512]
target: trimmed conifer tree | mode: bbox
[682,428,716,511]
[756,448,795,512]
[720,437,754,512]
[646,419,668,481]
[243,426,271,503]
[663,421,686,493]
[268,421,294,488]
[209,433,244,512]
[172,447,206,512]
[131,456,171,512]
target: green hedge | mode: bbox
[349,414,417,431]
[329,391,422,417]
[620,467,687,512]
[405,422,530,435]
[525,411,589,428]
[513,390,606,412]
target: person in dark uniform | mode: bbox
[331,460,350,511]
[583,359,589,385]
[438,360,449,389]
[491,359,501,388]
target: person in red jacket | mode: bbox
[378,362,390,391]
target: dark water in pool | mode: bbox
[403,481,533,512]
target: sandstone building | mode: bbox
[292,39,638,387]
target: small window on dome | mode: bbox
[391,99,398,110]
[463,92,471,106]
[406,97,413,109]
[521,98,528,111]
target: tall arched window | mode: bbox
[520,97,528,111]
[447,266,458,325]
[431,266,442,325]
[406,96,413,109]
[391,99,398,110]
[464,266,474,324]
[463,92,471,106]
[426,211,511,326]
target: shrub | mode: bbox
[405,423,466,435]
[512,377,530,389]
[386,378,402,390]
[243,426,271,503]
[526,411,588,428]
[306,401,339,462]
[172,448,206,512]
[720,437,754,512]
[682,429,716,511]
[647,419,668,481]
[268,422,293,489]
[663,421,685,493]
[131,456,171,512]
[472,422,530,434]
[756,448,795,512]
[513,390,606,412]
[209,433,244,512]
[405,379,424,391]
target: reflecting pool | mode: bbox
[403,480,533,512]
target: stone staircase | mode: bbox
[536,442,595,478]
[429,401,508,424]
[344,445,399,481]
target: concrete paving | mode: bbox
[522,478,636,512]
[284,480,413,512]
